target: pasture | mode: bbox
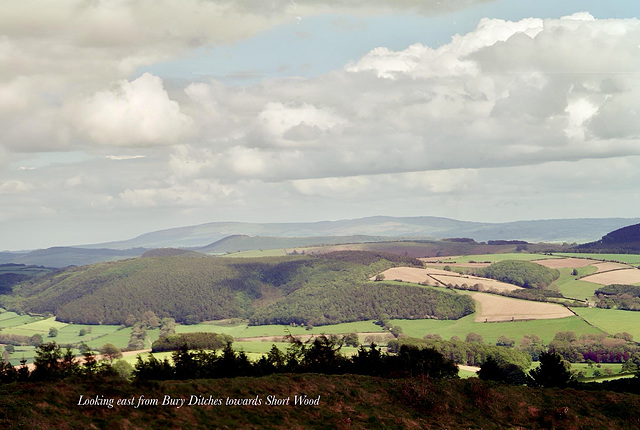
[551,267,600,299]
[532,258,595,269]
[571,308,640,340]
[0,312,43,328]
[553,253,640,265]
[390,314,600,345]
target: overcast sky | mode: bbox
[1,0,639,250]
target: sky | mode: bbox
[1,0,639,250]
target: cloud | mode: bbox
[0,180,33,194]
[106,155,147,161]
[199,13,639,182]
[73,73,193,146]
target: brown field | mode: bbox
[374,267,449,284]
[429,274,522,293]
[375,267,522,292]
[591,262,632,273]
[581,268,640,285]
[471,293,574,322]
[532,258,596,269]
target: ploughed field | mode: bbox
[471,293,573,322]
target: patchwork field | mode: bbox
[532,258,595,269]
[376,267,522,292]
[436,253,560,263]
[591,262,634,272]
[581,268,640,285]
[554,253,640,265]
[471,293,574,322]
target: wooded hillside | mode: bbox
[3,251,473,326]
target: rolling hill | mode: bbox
[576,223,640,253]
[79,216,640,250]
[2,251,474,326]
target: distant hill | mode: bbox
[3,217,638,268]
[0,247,147,268]
[575,223,640,253]
[196,234,392,254]
[80,216,640,250]
[0,263,55,294]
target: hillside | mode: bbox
[576,223,640,253]
[78,216,640,250]
[0,247,147,268]
[2,374,640,429]
[2,251,473,326]
[196,234,391,254]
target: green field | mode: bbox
[391,314,602,345]
[572,307,640,340]
[552,267,601,299]
[0,312,43,328]
[176,320,382,338]
[554,253,640,265]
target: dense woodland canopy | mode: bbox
[475,260,560,289]
[1,251,473,326]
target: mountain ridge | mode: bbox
[79,216,640,250]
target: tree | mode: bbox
[48,327,58,338]
[142,310,160,329]
[390,326,404,339]
[496,335,515,347]
[99,343,123,363]
[31,342,75,381]
[478,356,527,385]
[112,359,134,380]
[528,351,572,388]
[128,324,147,350]
[343,333,359,348]
[465,332,484,343]
[79,328,87,336]
[124,314,137,327]
[477,356,503,382]
[30,333,43,346]
[621,360,638,373]
[159,318,176,338]
[4,345,14,354]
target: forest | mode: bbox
[1,251,473,326]
[475,260,560,289]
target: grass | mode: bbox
[571,307,640,340]
[551,267,601,299]
[457,368,478,379]
[553,253,640,265]
[569,362,623,378]
[176,320,383,338]
[4,345,36,366]
[391,314,602,345]
[0,312,43,328]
